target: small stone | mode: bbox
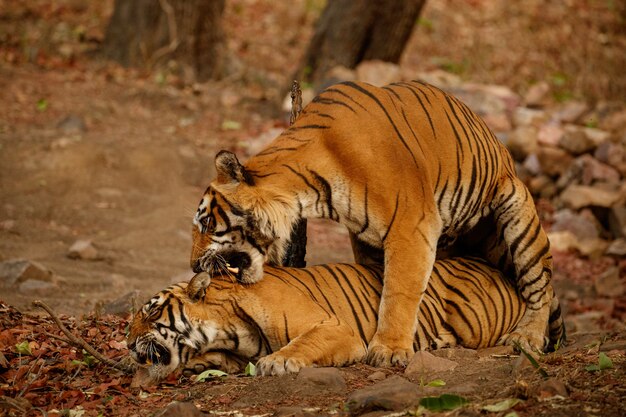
[523,153,542,176]
[524,82,550,107]
[583,127,611,147]
[355,60,400,87]
[405,351,458,375]
[559,184,622,209]
[296,367,346,392]
[553,101,589,123]
[551,208,599,239]
[537,124,564,147]
[0,259,54,287]
[367,371,387,382]
[512,107,546,127]
[577,154,621,186]
[483,112,512,133]
[600,109,626,132]
[599,340,626,352]
[576,238,610,258]
[507,126,538,160]
[594,141,625,170]
[608,206,626,238]
[594,267,624,297]
[606,238,626,256]
[101,290,141,316]
[528,175,557,198]
[536,378,568,400]
[155,401,204,417]
[431,347,478,360]
[547,230,577,252]
[559,128,596,155]
[346,375,420,415]
[537,146,573,177]
[57,114,87,133]
[67,239,99,260]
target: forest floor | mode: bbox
[1,1,625,416]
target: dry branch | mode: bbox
[32,300,134,374]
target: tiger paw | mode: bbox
[499,331,545,354]
[257,353,308,376]
[366,341,413,367]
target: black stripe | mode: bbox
[382,193,400,242]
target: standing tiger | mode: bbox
[190,80,563,366]
[129,258,560,382]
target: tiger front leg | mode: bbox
[256,318,367,376]
[366,232,438,367]
[493,177,552,353]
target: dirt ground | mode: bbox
[1,1,625,416]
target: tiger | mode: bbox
[190,80,564,366]
[128,257,563,383]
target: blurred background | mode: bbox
[0,0,625,340]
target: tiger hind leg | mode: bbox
[492,176,553,353]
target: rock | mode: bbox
[578,154,621,186]
[559,184,622,209]
[57,114,86,133]
[553,101,589,123]
[512,107,546,127]
[594,141,625,170]
[296,367,346,392]
[367,371,387,382]
[559,128,596,155]
[600,109,626,132]
[537,124,564,147]
[551,209,599,239]
[583,127,611,147]
[512,354,534,376]
[0,259,53,287]
[599,340,626,352]
[101,290,141,316]
[67,239,99,260]
[155,401,204,417]
[431,347,478,360]
[608,206,626,238]
[594,267,624,297]
[19,279,58,294]
[537,146,573,177]
[606,238,626,256]
[528,175,557,198]
[346,375,420,415]
[547,230,578,252]
[569,311,605,333]
[547,231,608,257]
[536,378,568,400]
[523,154,542,176]
[415,70,462,89]
[483,112,512,133]
[355,60,401,87]
[446,84,514,117]
[507,126,538,160]
[576,238,611,258]
[405,351,458,375]
[524,82,550,107]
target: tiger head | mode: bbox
[190,150,298,284]
[127,272,261,383]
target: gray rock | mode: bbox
[609,206,626,238]
[583,127,611,147]
[594,267,624,297]
[553,101,589,123]
[405,351,458,375]
[551,209,599,239]
[578,155,621,185]
[523,153,542,176]
[559,184,622,209]
[156,401,204,417]
[296,367,346,392]
[559,128,596,155]
[512,107,546,127]
[524,82,550,107]
[0,259,54,287]
[537,146,573,177]
[606,238,626,256]
[102,290,141,316]
[346,375,420,415]
[67,239,99,260]
[595,141,625,170]
[537,124,564,147]
[355,60,400,87]
[507,126,538,161]
[57,114,87,133]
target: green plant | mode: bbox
[585,352,613,372]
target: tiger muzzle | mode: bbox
[130,336,172,366]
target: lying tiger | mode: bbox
[128,257,560,382]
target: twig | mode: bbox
[290,80,303,125]
[32,300,133,374]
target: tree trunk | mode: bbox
[299,0,426,85]
[101,0,226,81]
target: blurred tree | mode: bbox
[299,0,427,85]
[102,0,225,81]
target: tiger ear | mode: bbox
[215,150,254,185]
[186,272,211,302]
